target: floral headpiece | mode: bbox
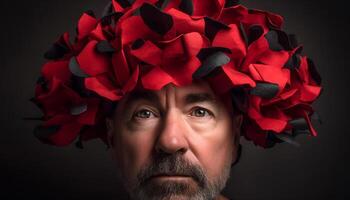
[32,0,322,148]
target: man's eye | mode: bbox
[133,109,156,119]
[189,107,213,118]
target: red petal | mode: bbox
[249,108,287,132]
[112,49,131,87]
[77,98,100,125]
[213,24,247,66]
[303,111,317,136]
[90,23,107,41]
[36,78,83,116]
[206,70,235,95]
[122,66,140,93]
[85,75,122,101]
[258,50,290,67]
[167,8,205,35]
[219,5,248,25]
[41,60,71,82]
[222,62,256,87]
[163,57,201,86]
[120,15,159,45]
[112,0,124,12]
[77,12,98,41]
[192,0,225,19]
[141,66,174,90]
[130,40,162,66]
[267,12,284,28]
[300,84,322,102]
[162,32,204,59]
[48,123,84,146]
[76,41,110,76]
[249,64,290,90]
[242,36,270,71]
[244,123,270,148]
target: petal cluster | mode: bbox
[32,0,322,148]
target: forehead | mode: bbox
[124,81,218,104]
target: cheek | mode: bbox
[112,127,157,181]
[189,120,234,179]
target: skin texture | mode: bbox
[106,81,242,200]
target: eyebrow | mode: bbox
[184,93,217,105]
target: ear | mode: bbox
[106,118,115,148]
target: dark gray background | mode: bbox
[1,0,348,199]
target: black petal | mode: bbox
[307,58,322,85]
[238,22,249,46]
[140,3,174,35]
[96,40,115,53]
[231,87,248,113]
[101,1,113,18]
[36,76,49,91]
[71,75,91,97]
[70,104,88,116]
[205,17,230,41]
[179,0,194,15]
[265,30,293,51]
[248,25,264,45]
[131,39,145,50]
[69,57,90,78]
[289,118,308,130]
[285,53,301,70]
[197,47,232,61]
[225,0,240,8]
[115,0,135,8]
[274,132,301,147]
[155,0,171,10]
[193,52,230,79]
[250,82,279,99]
[288,34,299,49]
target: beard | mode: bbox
[122,152,232,200]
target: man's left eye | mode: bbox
[189,107,213,118]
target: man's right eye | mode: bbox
[132,109,156,119]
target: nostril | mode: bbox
[155,142,188,155]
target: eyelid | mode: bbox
[188,106,215,117]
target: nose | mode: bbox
[155,109,189,155]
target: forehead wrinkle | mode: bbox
[125,90,160,106]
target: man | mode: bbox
[31,0,322,199]
[106,81,241,200]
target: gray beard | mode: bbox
[122,153,232,200]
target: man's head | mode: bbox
[31,1,322,199]
[106,80,242,200]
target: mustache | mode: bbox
[136,152,207,188]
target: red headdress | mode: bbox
[32,0,322,148]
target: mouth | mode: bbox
[149,174,192,180]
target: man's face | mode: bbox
[107,81,241,200]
